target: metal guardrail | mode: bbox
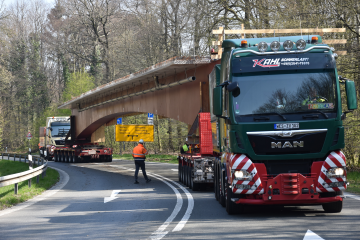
[0,153,48,194]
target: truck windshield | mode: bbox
[51,122,70,137]
[232,70,337,120]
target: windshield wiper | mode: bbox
[254,116,270,121]
[254,112,287,121]
[305,110,329,119]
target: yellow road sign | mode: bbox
[115,125,154,142]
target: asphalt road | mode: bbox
[0,159,359,240]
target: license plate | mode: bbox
[274,123,299,129]
[89,150,96,155]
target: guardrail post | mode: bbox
[19,155,21,162]
[36,175,39,184]
[8,153,9,160]
[1,153,3,159]
[28,179,31,188]
[14,183,18,194]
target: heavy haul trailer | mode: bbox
[182,35,358,215]
[178,113,216,191]
[41,116,112,163]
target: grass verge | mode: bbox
[347,171,360,194]
[113,153,178,164]
[0,160,59,210]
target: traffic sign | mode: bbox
[26,132,32,140]
[117,118,122,124]
[148,113,154,125]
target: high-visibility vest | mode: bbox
[182,144,189,152]
[133,143,148,160]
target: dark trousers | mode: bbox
[134,160,149,181]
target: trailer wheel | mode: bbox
[70,153,75,163]
[59,152,63,162]
[178,159,182,182]
[322,201,343,213]
[226,183,237,215]
[184,165,188,186]
[54,152,58,162]
[186,166,190,187]
[219,167,226,207]
[214,162,219,201]
[189,167,194,190]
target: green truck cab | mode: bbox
[212,35,357,214]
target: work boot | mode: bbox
[146,179,151,183]
[134,180,139,184]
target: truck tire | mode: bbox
[54,152,58,162]
[189,167,194,190]
[214,162,219,201]
[185,166,190,187]
[219,167,226,207]
[226,183,237,215]
[59,152,63,162]
[178,159,182,182]
[70,154,75,163]
[322,201,343,213]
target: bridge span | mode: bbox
[58,57,219,142]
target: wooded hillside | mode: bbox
[0,0,359,166]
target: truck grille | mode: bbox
[247,131,326,155]
[55,140,65,145]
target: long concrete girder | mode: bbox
[58,57,220,140]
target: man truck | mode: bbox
[178,35,357,214]
[39,116,112,163]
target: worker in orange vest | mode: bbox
[132,139,151,184]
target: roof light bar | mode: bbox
[270,41,281,51]
[296,39,306,50]
[283,40,294,51]
[258,41,268,52]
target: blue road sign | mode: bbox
[148,113,154,118]
[117,118,122,124]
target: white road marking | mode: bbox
[171,169,178,171]
[344,192,360,201]
[151,173,194,232]
[148,174,183,240]
[0,167,69,217]
[107,164,193,239]
[303,230,324,240]
[104,190,121,203]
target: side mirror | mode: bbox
[227,81,240,97]
[345,80,357,110]
[213,86,223,116]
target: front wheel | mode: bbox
[226,183,237,215]
[322,201,343,213]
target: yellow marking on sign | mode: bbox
[115,125,154,142]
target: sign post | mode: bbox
[26,132,32,155]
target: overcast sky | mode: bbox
[3,0,55,7]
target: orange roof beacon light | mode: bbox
[241,40,248,48]
[311,36,318,44]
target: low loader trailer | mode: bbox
[178,35,357,214]
[39,116,112,163]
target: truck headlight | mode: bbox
[326,167,346,178]
[233,170,252,181]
